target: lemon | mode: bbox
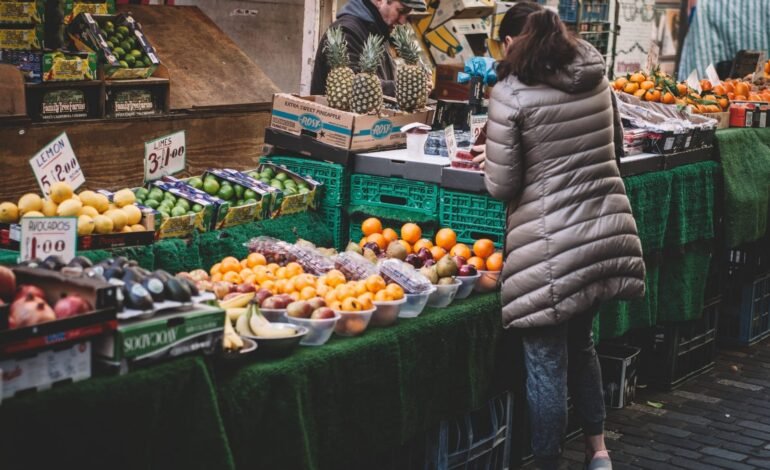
[121,204,142,225]
[79,206,99,217]
[78,190,99,208]
[113,189,136,208]
[93,194,110,213]
[18,193,43,215]
[21,211,44,218]
[130,223,146,232]
[105,209,127,231]
[121,225,133,233]
[93,215,114,234]
[77,215,95,236]
[49,182,74,204]
[107,203,118,212]
[41,199,58,216]
[0,202,19,223]
[57,198,83,217]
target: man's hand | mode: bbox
[472,144,486,170]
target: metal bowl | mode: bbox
[218,336,258,363]
[243,323,308,357]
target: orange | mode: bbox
[359,237,368,248]
[365,275,387,293]
[240,259,249,269]
[644,89,661,102]
[397,239,413,254]
[275,279,288,294]
[336,285,356,301]
[316,284,331,297]
[412,238,433,252]
[712,84,727,96]
[341,297,362,312]
[276,266,289,280]
[466,256,486,271]
[629,72,645,83]
[324,290,338,306]
[435,228,457,250]
[640,80,655,91]
[724,81,735,94]
[261,280,277,294]
[209,262,222,276]
[211,272,223,283]
[623,82,639,94]
[633,89,647,99]
[613,77,628,90]
[243,274,257,285]
[385,283,404,300]
[473,239,496,259]
[362,217,383,236]
[357,293,374,310]
[366,233,387,250]
[289,292,300,301]
[735,82,750,99]
[246,252,267,268]
[283,279,296,294]
[700,79,712,92]
[355,280,369,296]
[240,268,254,279]
[430,246,447,261]
[286,262,304,276]
[486,252,503,272]
[661,92,676,105]
[374,289,390,302]
[401,223,422,244]
[449,243,472,260]
[220,257,241,273]
[382,228,398,243]
[266,263,280,273]
[223,271,243,284]
[300,286,317,300]
[326,269,346,287]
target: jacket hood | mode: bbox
[338,0,376,24]
[543,40,606,94]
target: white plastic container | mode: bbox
[399,287,437,318]
[371,298,407,327]
[455,273,481,300]
[261,308,287,323]
[333,308,376,336]
[286,313,341,346]
[427,280,462,308]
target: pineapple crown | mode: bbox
[392,25,421,66]
[324,27,350,69]
[359,34,385,75]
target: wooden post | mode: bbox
[300,0,337,95]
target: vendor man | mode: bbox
[310,0,426,98]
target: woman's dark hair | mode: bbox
[497,1,543,42]
[497,9,578,85]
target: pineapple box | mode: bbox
[426,0,494,31]
[269,93,434,154]
[0,0,45,24]
[0,23,43,50]
[62,0,116,24]
[42,50,97,81]
[423,17,490,66]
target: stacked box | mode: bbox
[0,0,43,81]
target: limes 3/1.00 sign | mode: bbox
[144,130,186,182]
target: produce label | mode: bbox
[445,124,457,159]
[29,132,86,195]
[19,216,77,263]
[0,24,43,50]
[0,1,44,24]
[40,89,88,120]
[110,89,157,118]
[144,130,186,182]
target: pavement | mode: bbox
[521,337,770,469]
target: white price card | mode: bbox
[686,70,701,94]
[444,125,457,159]
[19,217,77,263]
[470,115,488,144]
[144,130,186,182]
[705,63,721,85]
[29,132,85,196]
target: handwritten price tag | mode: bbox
[144,130,186,182]
[20,217,77,263]
[444,125,457,160]
[29,132,85,195]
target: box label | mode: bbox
[144,130,186,182]
[19,216,77,263]
[0,25,43,50]
[29,132,86,195]
[39,89,89,120]
[117,311,223,360]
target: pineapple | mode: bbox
[351,35,385,115]
[392,25,427,113]
[323,27,354,111]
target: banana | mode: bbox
[227,307,247,323]
[246,301,296,338]
[219,292,256,309]
[253,325,295,338]
[235,309,252,336]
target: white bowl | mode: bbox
[455,273,481,300]
[285,313,341,346]
[427,280,462,308]
[370,298,407,327]
[399,287,437,318]
[474,270,501,293]
[333,308,376,336]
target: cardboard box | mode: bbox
[1,341,91,400]
[701,111,730,130]
[0,49,42,82]
[247,164,321,217]
[0,0,44,24]
[269,93,435,153]
[0,23,43,50]
[354,148,449,184]
[729,102,758,128]
[441,165,486,192]
[62,0,115,24]
[189,169,273,226]
[94,304,224,374]
[423,18,490,66]
[427,0,494,30]
[148,179,229,238]
[42,50,97,81]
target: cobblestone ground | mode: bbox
[522,337,770,469]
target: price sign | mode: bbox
[144,130,186,182]
[29,132,85,195]
[470,115,488,144]
[444,125,457,160]
[645,41,661,77]
[686,69,701,94]
[705,63,722,85]
[19,217,77,263]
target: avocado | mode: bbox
[177,276,199,296]
[124,281,154,311]
[142,276,166,302]
[164,277,192,302]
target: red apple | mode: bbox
[452,256,466,268]
[14,285,45,302]
[310,307,336,319]
[0,266,16,303]
[236,283,256,294]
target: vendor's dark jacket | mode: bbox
[310,0,396,97]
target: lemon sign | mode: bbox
[144,130,186,182]
[29,132,85,197]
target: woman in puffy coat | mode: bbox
[484,6,646,470]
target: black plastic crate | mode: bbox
[597,343,640,409]
[720,272,770,346]
[424,392,513,470]
[633,297,719,390]
[723,238,770,283]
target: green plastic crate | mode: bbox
[439,189,506,248]
[350,174,439,218]
[262,155,349,207]
[319,205,348,251]
[348,213,436,246]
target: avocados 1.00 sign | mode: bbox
[144,130,186,182]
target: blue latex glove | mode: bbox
[457,57,497,85]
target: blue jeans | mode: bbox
[521,310,606,469]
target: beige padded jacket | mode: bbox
[485,41,646,329]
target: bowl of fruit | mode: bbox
[233,301,308,357]
[427,278,462,308]
[454,264,481,300]
[333,301,376,337]
[370,297,407,327]
[284,298,341,346]
[399,287,436,318]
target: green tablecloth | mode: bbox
[716,128,770,247]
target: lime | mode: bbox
[144,199,160,209]
[299,187,310,194]
[135,188,149,200]
[106,41,114,49]
[247,172,259,179]
[120,40,132,52]
[259,177,270,184]
[191,203,203,212]
[297,181,309,189]
[163,193,177,203]
[176,199,191,211]
[113,47,125,58]
[262,167,275,178]
[270,180,283,190]
[114,31,125,41]
[188,177,203,190]
[158,210,170,220]
[171,206,187,217]
[217,185,234,201]
[148,189,163,201]
[235,199,244,207]
[128,49,141,59]
[283,179,297,188]
[243,189,257,200]
[283,187,297,196]
[117,25,130,35]
[104,21,115,32]
[124,55,136,67]
[133,60,145,69]
[118,60,129,68]
[259,172,272,181]
[127,37,136,49]
[233,185,244,199]
[202,179,219,195]
[275,172,289,182]
[244,198,257,205]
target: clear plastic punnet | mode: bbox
[378,259,433,294]
[244,236,295,264]
[335,252,378,281]
[282,242,335,275]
